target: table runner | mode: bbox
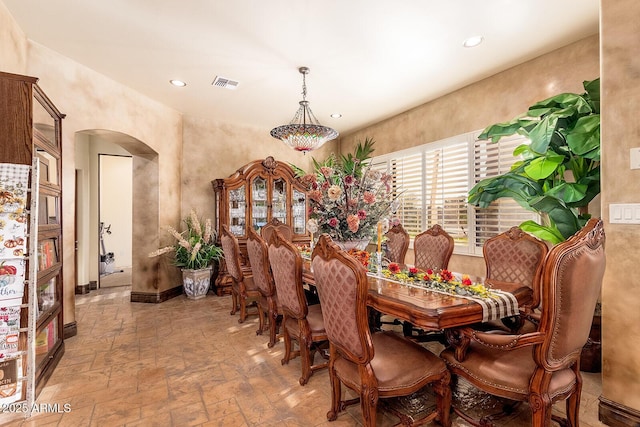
[368,273,519,323]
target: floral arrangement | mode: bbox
[382,264,492,298]
[347,248,371,268]
[149,210,223,270]
[294,138,396,242]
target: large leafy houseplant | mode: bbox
[469,78,600,244]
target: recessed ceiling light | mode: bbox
[169,79,187,87]
[463,36,484,48]
[330,113,342,119]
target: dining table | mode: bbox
[301,259,533,333]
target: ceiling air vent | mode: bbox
[212,76,239,90]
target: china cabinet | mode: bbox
[0,71,65,399]
[211,157,308,295]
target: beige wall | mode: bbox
[182,115,338,224]
[0,1,27,74]
[601,0,640,412]
[341,36,600,278]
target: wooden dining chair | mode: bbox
[384,222,410,264]
[220,224,263,324]
[311,233,451,427]
[441,218,605,427]
[413,224,454,271]
[261,217,292,244]
[481,226,549,332]
[268,229,328,385]
[406,224,454,340]
[246,228,280,347]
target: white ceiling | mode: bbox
[4,0,599,137]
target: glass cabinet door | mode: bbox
[292,189,306,234]
[228,185,246,236]
[271,178,287,224]
[252,177,268,230]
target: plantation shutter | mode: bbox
[424,142,469,249]
[473,134,537,251]
[388,152,423,238]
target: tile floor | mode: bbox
[2,286,607,426]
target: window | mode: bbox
[372,131,536,255]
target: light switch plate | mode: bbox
[631,147,640,170]
[610,203,640,224]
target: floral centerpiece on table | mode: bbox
[293,138,396,244]
[383,264,492,298]
[149,210,223,271]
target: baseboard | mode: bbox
[89,280,98,290]
[63,321,77,339]
[599,396,640,426]
[75,283,90,294]
[130,286,183,303]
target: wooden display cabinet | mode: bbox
[0,71,65,398]
[211,156,308,295]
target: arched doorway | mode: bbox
[74,129,162,300]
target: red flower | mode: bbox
[343,175,355,186]
[357,209,367,220]
[409,267,418,274]
[328,218,339,228]
[440,269,453,282]
[461,276,472,286]
[388,263,401,274]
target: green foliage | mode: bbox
[470,78,600,243]
[149,210,223,270]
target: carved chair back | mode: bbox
[261,218,292,244]
[483,226,549,309]
[246,228,275,298]
[414,224,454,271]
[538,218,605,367]
[311,234,372,364]
[220,224,244,283]
[268,229,307,319]
[385,222,410,264]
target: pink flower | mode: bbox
[357,209,367,220]
[301,174,317,188]
[343,175,355,186]
[363,191,376,204]
[309,190,322,202]
[348,198,358,207]
[347,214,360,233]
[328,218,339,228]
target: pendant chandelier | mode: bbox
[270,66,338,153]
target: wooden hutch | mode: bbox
[211,156,308,295]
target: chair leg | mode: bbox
[434,371,452,427]
[238,296,247,323]
[268,310,279,348]
[530,400,553,427]
[255,304,265,335]
[230,288,238,315]
[359,388,378,427]
[327,363,341,421]
[299,337,312,385]
[281,323,292,366]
